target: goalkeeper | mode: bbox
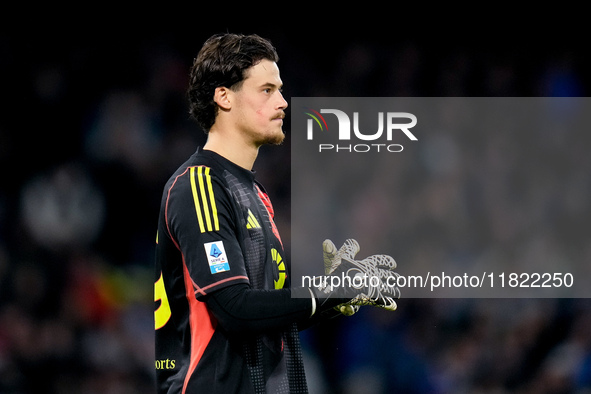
[154,32,400,394]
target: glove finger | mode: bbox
[375,297,397,311]
[382,283,401,299]
[362,269,400,299]
[323,239,339,274]
[339,239,360,259]
[322,239,337,256]
[363,254,397,270]
[379,270,401,298]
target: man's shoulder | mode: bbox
[166,151,225,185]
[160,152,232,219]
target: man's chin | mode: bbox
[264,130,286,146]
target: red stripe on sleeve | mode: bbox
[181,258,216,394]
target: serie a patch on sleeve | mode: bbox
[204,241,230,274]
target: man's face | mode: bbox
[230,59,288,146]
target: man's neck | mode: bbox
[202,127,259,170]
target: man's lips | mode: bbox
[272,113,285,123]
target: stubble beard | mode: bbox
[267,129,286,146]
[253,126,285,147]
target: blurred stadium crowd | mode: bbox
[1,24,590,393]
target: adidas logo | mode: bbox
[246,209,261,229]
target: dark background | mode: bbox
[1,15,589,393]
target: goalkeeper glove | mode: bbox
[313,238,400,313]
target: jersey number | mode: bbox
[154,272,171,330]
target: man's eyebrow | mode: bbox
[261,82,283,89]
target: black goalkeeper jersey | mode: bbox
[154,148,308,393]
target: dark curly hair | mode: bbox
[187,33,279,132]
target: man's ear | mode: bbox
[214,87,232,110]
